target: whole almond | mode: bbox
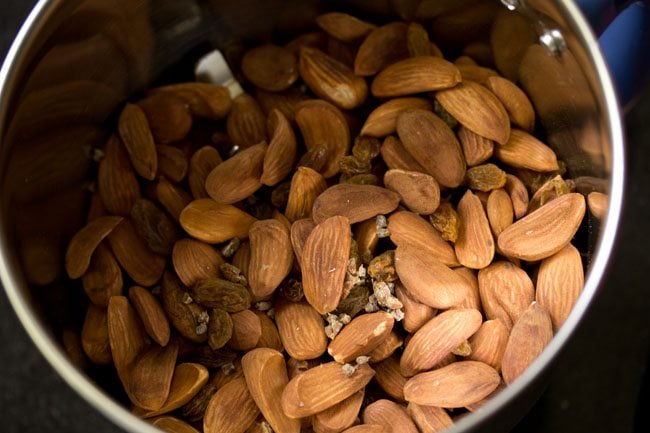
[81,243,123,307]
[505,174,530,220]
[138,93,192,145]
[407,22,435,57]
[453,267,482,311]
[535,243,584,331]
[384,169,440,215]
[486,76,535,131]
[363,400,418,433]
[180,199,257,244]
[497,193,586,261]
[242,348,301,433]
[161,271,208,344]
[118,103,158,180]
[255,87,311,123]
[157,144,189,182]
[494,129,559,172]
[254,310,283,351]
[261,109,297,186]
[456,64,499,85]
[394,244,470,309]
[436,81,510,145]
[457,126,494,167]
[404,361,500,407]
[129,341,179,410]
[588,192,607,220]
[501,303,553,384]
[290,219,316,267]
[354,22,409,76]
[372,57,460,97]
[248,219,294,299]
[65,216,123,279]
[368,331,403,363]
[286,167,328,222]
[343,426,387,433]
[468,319,509,371]
[328,311,395,363]
[299,47,368,110]
[455,190,495,269]
[98,135,141,215]
[313,389,364,433]
[205,142,267,204]
[295,99,351,178]
[396,109,466,188]
[129,285,171,346]
[407,403,454,433]
[275,300,328,360]
[478,261,534,330]
[204,377,259,433]
[281,362,375,418]
[487,189,514,237]
[152,416,200,433]
[465,382,505,413]
[152,83,232,119]
[188,146,223,199]
[226,94,268,150]
[301,216,351,314]
[395,283,436,333]
[316,12,376,42]
[157,177,193,221]
[361,98,432,137]
[380,136,426,173]
[241,44,298,92]
[400,309,482,376]
[312,184,400,225]
[232,242,251,276]
[81,304,112,365]
[374,356,407,401]
[228,310,262,351]
[107,219,166,287]
[172,239,225,287]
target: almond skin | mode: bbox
[179,199,257,244]
[128,341,179,410]
[374,356,408,401]
[275,300,328,360]
[380,136,426,173]
[172,239,224,287]
[81,243,123,307]
[98,135,141,216]
[455,190,495,269]
[157,177,192,221]
[368,331,403,363]
[188,146,223,199]
[395,281,437,334]
[354,22,409,76]
[316,12,376,42]
[290,219,316,268]
[363,399,419,433]
[485,76,535,131]
[152,83,232,119]
[588,192,608,220]
[248,219,294,299]
[65,216,123,279]
[371,57,461,97]
[328,311,395,363]
[157,145,188,182]
[313,389,365,433]
[361,98,432,137]
[241,44,298,92]
[129,285,171,346]
[152,416,201,433]
[407,403,454,433]
[81,304,112,365]
[457,126,494,167]
[487,189,514,237]
[454,267,482,311]
[384,169,440,215]
[497,193,586,261]
[468,319,509,371]
[226,94,268,150]
[501,303,553,384]
[400,309,482,377]
[404,361,500,408]
[505,174,530,220]
[118,103,158,180]
[342,426,387,433]
[286,167,328,222]
[261,109,297,186]
[228,310,262,351]
[494,129,559,172]
[204,377,260,433]
[138,93,192,145]
[312,184,400,225]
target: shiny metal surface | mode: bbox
[0,1,624,432]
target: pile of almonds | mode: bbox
[63,9,608,433]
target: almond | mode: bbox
[328,311,395,363]
[233,243,251,277]
[81,304,112,365]
[65,216,123,279]
[436,81,510,145]
[228,310,262,351]
[204,377,260,433]
[316,12,376,42]
[354,22,409,76]
[497,193,586,261]
[129,285,171,346]
[361,98,431,138]
[372,56,461,97]
[275,300,328,360]
[400,309,482,377]
[396,109,466,188]
[205,142,267,204]
[380,136,426,173]
[326,36,359,68]
[453,267,482,311]
[188,146,223,199]
[312,184,400,225]
[407,22,434,57]
[501,303,553,384]
[161,271,208,344]
[138,93,192,144]
[455,190,495,269]
[468,319,509,371]
[152,416,200,433]
[457,126,494,167]
[456,64,500,85]
[313,389,364,433]
[98,135,141,215]
[588,191,608,220]
[172,239,225,287]
[129,341,179,410]
[384,169,440,215]
[281,362,375,418]
[535,243,584,331]
[465,382,505,413]
[295,99,351,178]
[152,83,232,119]
[485,76,535,131]
[299,47,368,110]
[242,348,301,433]
[478,261,535,330]
[486,189,514,237]
[373,356,407,401]
[494,129,559,172]
[404,361,500,407]
[157,144,189,182]
[363,400,418,433]
[180,199,257,244]
[157,177,193,221]
[343,426,387,433]
[248,219,294,299]
[255,87,311,123]
[81,243,123,307]
[107,219,166,287]
[395,283,436,333]
[407,403,454,433]
[226,94,268,150]
[368,331,403,363]
[394,244,470,309]
[241,44,299,92]
[505,174,530,220]
[118,103,158,180]
[286,167,328,222]
[254,310,283,351]
[261,109,297,186]
[290,219,316,267]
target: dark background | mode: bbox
[1,1,649,432]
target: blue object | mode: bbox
[576,0,616,31]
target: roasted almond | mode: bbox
[241,44,299,92]
[486,189,514,237]
[453,267,482,311]
[228,310,262,351]
[328,311,394,363]
[380,136,426,173]
[343,426,387,433]
[468,319,509,371]
[152,416,201,433]
[118,103,158,180]
[396,109,466,188]
[205,142,267,204]
[407,22,434,57]
[354,22,409,76]
[436,81,510,145]
[364,400,418,433]
[485,76,535,131]
[407,403,454,433]
[316,12,376,42]
[400,309,482,377]
[285,167,328,222]
[180,199,257,244]
[395,282,436,333]
[204,377,260,433]
[455,190,495,269]
[312,184,400,225]
[157,177,193,221]
[188,146,223,199]
[299,47,368,110]
[372,56,461,97]
[374,355,407,401]
[505,174,530,220]
[152,83,232,119]
[261,109,297,186]
[138,93,192,144]
[172,239,224,287]
[478,261,535,330]
[255,87,311,123]
[281,362,375,418]
[497,193,586,261]
[588,191,607,220]
[65,216,123,279]
[457,126,494,167]
[81,243,122,307]
[157,144,189,182]
[226,94,268,150]
[456,63,499,85]
[361,98,432,137]
[275,300,328,360]
[248,219,294,299]
[129,341,179,410]
[81,304,112,365]
[403,361,500,408]
[384,169,440,215]
[501,303,553,384]
[98,135,141,215]
[254,310,283,351]
[313,389,364,433]
[494,129,559,172]
[129,285,171,346]
[290,219,316,267]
